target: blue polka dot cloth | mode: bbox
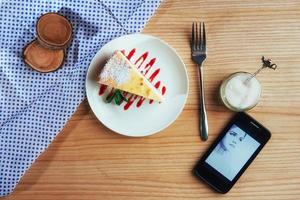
[0,0,161,196]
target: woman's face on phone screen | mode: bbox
[222,125,246,152]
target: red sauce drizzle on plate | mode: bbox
[124,95,138,110]
[127,48,136,60]
[162,86,167,95]
[99,85,107,95]
[135,52,148,69]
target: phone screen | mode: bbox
[205,124,261,181]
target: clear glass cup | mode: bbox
[220,72,261,112]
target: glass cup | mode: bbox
[220,72,261,112]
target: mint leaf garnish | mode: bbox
[106,89,128,105]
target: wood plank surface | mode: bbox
[3,0,300,199]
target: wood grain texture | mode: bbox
[3,0,300,199]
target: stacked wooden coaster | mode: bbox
[23,13,72,73]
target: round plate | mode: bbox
[86,34,189,137]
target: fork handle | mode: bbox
[198,65,208,141]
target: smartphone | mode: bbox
[193,112,271,194]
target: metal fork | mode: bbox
[191,22,208,141]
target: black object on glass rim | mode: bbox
[245,56,278,84]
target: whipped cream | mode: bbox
[223,72,261,110]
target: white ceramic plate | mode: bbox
[86,34,189,137]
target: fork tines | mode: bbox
[191,22,206,52]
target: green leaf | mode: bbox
[105,89,127,105]
[106,91,115,103]
[115,89,121,96]
[114,90,123,105]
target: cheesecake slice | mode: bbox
[98,51,164,102]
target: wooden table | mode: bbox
[3,0,300,199]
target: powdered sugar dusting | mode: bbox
[99,53,130,85]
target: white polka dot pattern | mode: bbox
[0,0,161,196]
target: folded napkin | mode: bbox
[0,0,161,196]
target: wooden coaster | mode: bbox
[36,12,72,50]
[23,39,65,73]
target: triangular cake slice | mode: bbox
[98,51,164,102]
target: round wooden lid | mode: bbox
[23,39,65,73]
[36,13,72,49]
